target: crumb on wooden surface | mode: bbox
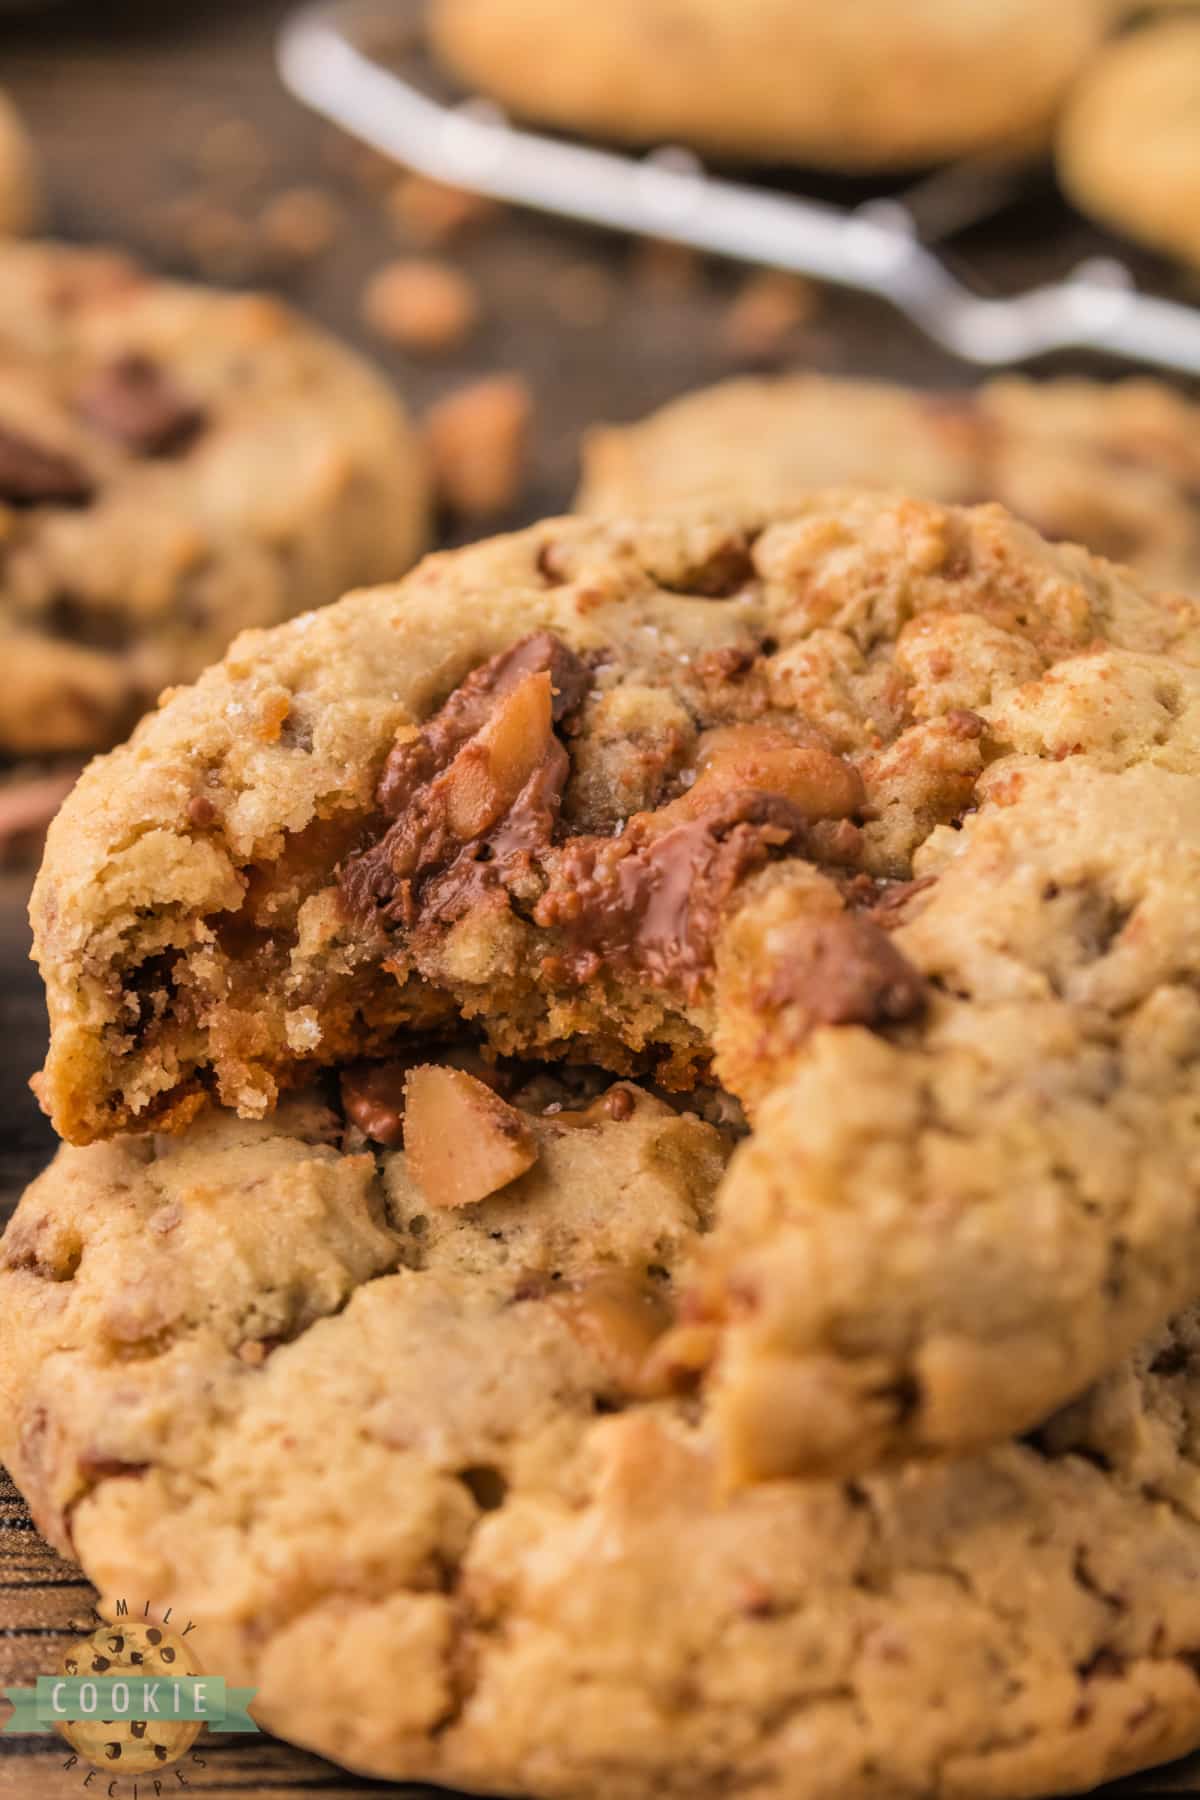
[424,374,532,517]
[259,186,342,265]
[388,171,497,246]
[721,270,820,360]
[362,257,481,352]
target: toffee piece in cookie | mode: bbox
[0,240,429,754]
[28,494,1200,1476]
[4,1084,1200,1798]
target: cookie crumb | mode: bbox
[192,116,271,188]
[361,257,480,352]
[260,186,341,265]
[388,172,496,245]
[284,1007,323,1053]
[424,375,532,517]
[722,271,819,361]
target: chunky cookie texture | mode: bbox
[4,1090,1200,1800]
[0,240,428,753]
[29,494,1200,1473]
[579,373,1200,594]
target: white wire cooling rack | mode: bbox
[279,0,1200,377]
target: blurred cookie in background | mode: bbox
[0,91,41,237]
[429,0,1111,170]
[0,240,429,759]
[578,372,1200,592]
[1058,13,1200,269]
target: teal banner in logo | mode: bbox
[2,1675,258,1734]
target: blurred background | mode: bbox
[4,5,1200,1795]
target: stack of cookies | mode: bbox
[4,489,1200,1799]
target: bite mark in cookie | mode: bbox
[29,495,1200,1479]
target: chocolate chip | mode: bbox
[654,535,757,599]
[78,354,206,457]
[342,633,591,931]
[76,1454,149,1483]
[340,1060,412,1146]
[764,913,928,1031]
[944,709,985,741]
[0,423,93,507]
[535,794,808,996]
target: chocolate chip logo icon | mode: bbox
[55,1623,203,1775]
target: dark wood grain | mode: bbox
[0,3,1199,1795]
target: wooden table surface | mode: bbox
[1,2,1199,1793]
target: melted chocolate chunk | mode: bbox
[340,1060,412,1146]
[78,354,206,457]
[376,631,590,815]
[764,913,927,1030]
[342,632,592,930]
[0,423,93,507]
[535,792,809,996]
[840,872,938,927]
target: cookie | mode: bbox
[4,1087,1200,1799]
[578,373,1200,593]
[0,240,428,754]
[429,0,1109,170]
[1058,15,1200,268]
[0,91,40,238]
[27,495,1200,1476]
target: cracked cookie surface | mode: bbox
[578,373,1200,594]
[5,1087,1200,1800]
[28,492,1200,1474]
[0,240,428,754]
[429,0,1109,170]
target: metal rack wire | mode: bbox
[280,0,1200,378]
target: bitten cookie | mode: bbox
[0,240,428,754]
[578,373,1200,593]
[3,1088,1200,1799]
[430,0,1110,169]
[27,495,1200,1477]
[1058,14,1200,269]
